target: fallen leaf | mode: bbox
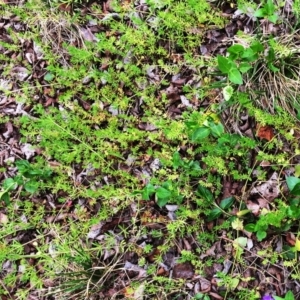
[286,232,296,246]
[0,212,8,224]
[173,262,194,279]
[250,172,280,201]
[256,124,274,141]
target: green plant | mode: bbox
[217,41,264,85]
[274,291,295,300]
[140,180,184,208]
[196,185,236,221]
[243,176,300,241]
[254,0,279,23]
[0,159,52,205]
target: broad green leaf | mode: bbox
[227,44,244,54]
[290,183,300,195]
[230,278,239,289]
[197,185,214,202]
[250,41,264,53]
[222,85,234,101]
[228,69,243,85]
[156,187,171,200]
[265,0,275,14]
[0,192,10,206]
[282,245,296,260]
[220,196,235,210]
[268,14,278,23]
[217,55,232,74]
[44,72,54,82]
[156,187,171,207]
[191,127,210,142]
[239,62,252,73]
[210,122,224,138]
[256,230,267,241]
[287,205,300,218]
[244,223,256,232]
[294,165,300,177]
[206,208,222,221]
[24,181,39,193]
[15,160,31,174]
[241,48,255,59]
[286,176,300,193]
[3,178,18,191]
[285,290,295,300]
[254,8,266,17]
[142,183,155,200]
[172,152,182,169]
[156,194,167,207]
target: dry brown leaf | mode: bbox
[256,124,274,141]
[286,232,296,246]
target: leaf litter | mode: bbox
[0,0,300,299]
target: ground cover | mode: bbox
[1,0,300,299]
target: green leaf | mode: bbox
[156,187,171,200]
[294,165,300,177]
[250,41,264,53]
[274,297,285,300]
[265,0,275,15]
[142,183,156,200]
[217,55,232,74]
[44,72,55,82]
[241,48,255,59]
[197,185,214,203]
[172,152,182,169]
[267,62,279,72]
[286,176,300,194]
[24,181,39,193]
[267,47,276,62]
[256,230,267,241]
[210,122,224,137]
[244,223,256,232]
[206,208,222,221]
[156,187,171,207]
[254,8,266,18]
[222,85,234,101]
[15,160,31,174]
[191,127,210,142]
[3,178,18,191]
[0,192,10,206]
[227,44,244,54]
[239,62,252,73]
[282,245,296,260]
[268,14,278,23]
[285,290,295,300]
[228,68,243,85]
[290,183,300,195]
[156,197,169,208]
[220,196,235,210]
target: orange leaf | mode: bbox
[256,125,274,141]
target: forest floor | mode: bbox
[1,0,300,299]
